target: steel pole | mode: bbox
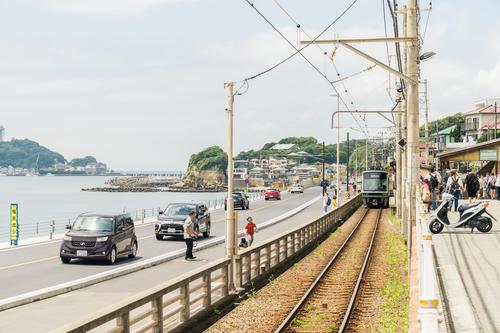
[406,0,420,253]
[346,132,350,192]
[224,82,237,288]
[322,141,326,194]
[424,79,430,163]
[336,95,340,193]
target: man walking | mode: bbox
[446,169,463,212]
[464,169,479,203]
[323,193,331,213]
[183,211,197,261]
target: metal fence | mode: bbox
[58,194,361,333]
[1,192,265,244]
[416,196,441,332]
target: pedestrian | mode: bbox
[421,179,431,212]
[239,237,248,249]
[183,211,198,261]
[244,216,257,246]
[425,167,441,210]
[323,192,331,212]
[464,169,479,203]
[446,169,463,212]
[495,173,500,200]
[478,175,486,199]
[331,186,338,207]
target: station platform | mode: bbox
[432,198,500,332]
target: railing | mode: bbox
[1,192,266,244]
[59,194,362,333]
[416,196,441,332]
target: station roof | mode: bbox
[437,138,500,162]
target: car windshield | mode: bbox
[233,193,243,198]
[164,204,196,216]
[73,216,115,232]
[363,173,387,191]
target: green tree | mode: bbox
[70,156,97,167]
[0,139,66,168]
[186,146,228,176]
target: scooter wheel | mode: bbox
[429,220,444,234]
[477,219,493,233]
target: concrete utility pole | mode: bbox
[365,139,368,171]
[406,0,420,250]
[424,79,430,163]
[224,81,237,290]
[322,141,326,194]
[395,90,403,219]
[495,102,498,140]
[331,93,341,194]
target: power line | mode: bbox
[272,0,371,124]
[240,0,367,135]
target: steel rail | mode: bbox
[338,208,382,332]
[273,207,371,333]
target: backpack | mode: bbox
[449,177,460,192]
[430,174,439,190]
[326,197,331,206]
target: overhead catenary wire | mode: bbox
[272,0,371,130]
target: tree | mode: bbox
[70,156,97,167]
[0,139,66,168]
[186,146,228,176]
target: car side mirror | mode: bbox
[66,224,71,230]
[158,211,164,215]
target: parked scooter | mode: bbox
[428,192,496,234]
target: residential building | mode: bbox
[464,98,500,142]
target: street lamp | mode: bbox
[419,51,436,61]
[329,92,340,194]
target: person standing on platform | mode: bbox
[464,169,479,203]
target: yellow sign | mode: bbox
[11,204,18,245]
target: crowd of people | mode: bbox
[420,166,500,212]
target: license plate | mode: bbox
[77,250,88,257]
[167,228,176,233]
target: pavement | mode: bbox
[433,198,500,333]
[0,187,335,332]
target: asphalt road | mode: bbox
[0,187,321,301]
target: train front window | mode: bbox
[363,173,387,191]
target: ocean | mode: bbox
[0,176,225,242]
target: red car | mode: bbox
[264,189,281,200]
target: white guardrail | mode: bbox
[56,194,362,333]
[416,196,442,332]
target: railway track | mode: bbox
[274,207,382,333]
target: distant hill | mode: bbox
[0,139,101,170]
[235,136,367,165]
[0,139,66,169]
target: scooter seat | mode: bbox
[457,202,481,213]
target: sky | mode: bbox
[1,0,499,170]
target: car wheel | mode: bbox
[60,257,71,264]
[107,246,117,265]
[155,234,163,240]
[128,241,138,258]
[265,198,269,200]
[203,223,211,238]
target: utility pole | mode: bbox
[365,139,368,171]
[405,0,420,252]
[335,94,341,193]
[424,79,430,163]
[224,81,237,291]
[354,141,358,180]
[395,89,403,219]
[495,102,498,140]
[346,132,350,192]
[322,141,326,194]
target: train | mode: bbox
[361,170,394,207]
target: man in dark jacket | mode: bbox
[464,169,479,203]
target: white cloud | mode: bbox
[40,0,191,16]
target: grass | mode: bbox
[387,212,401,228]
[377,231,409,333]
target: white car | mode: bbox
[290,185,304,193]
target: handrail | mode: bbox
[415,195,441,332]
[57,194,362,333]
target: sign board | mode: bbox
[10,204,19,246]
[480,149,497,161]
